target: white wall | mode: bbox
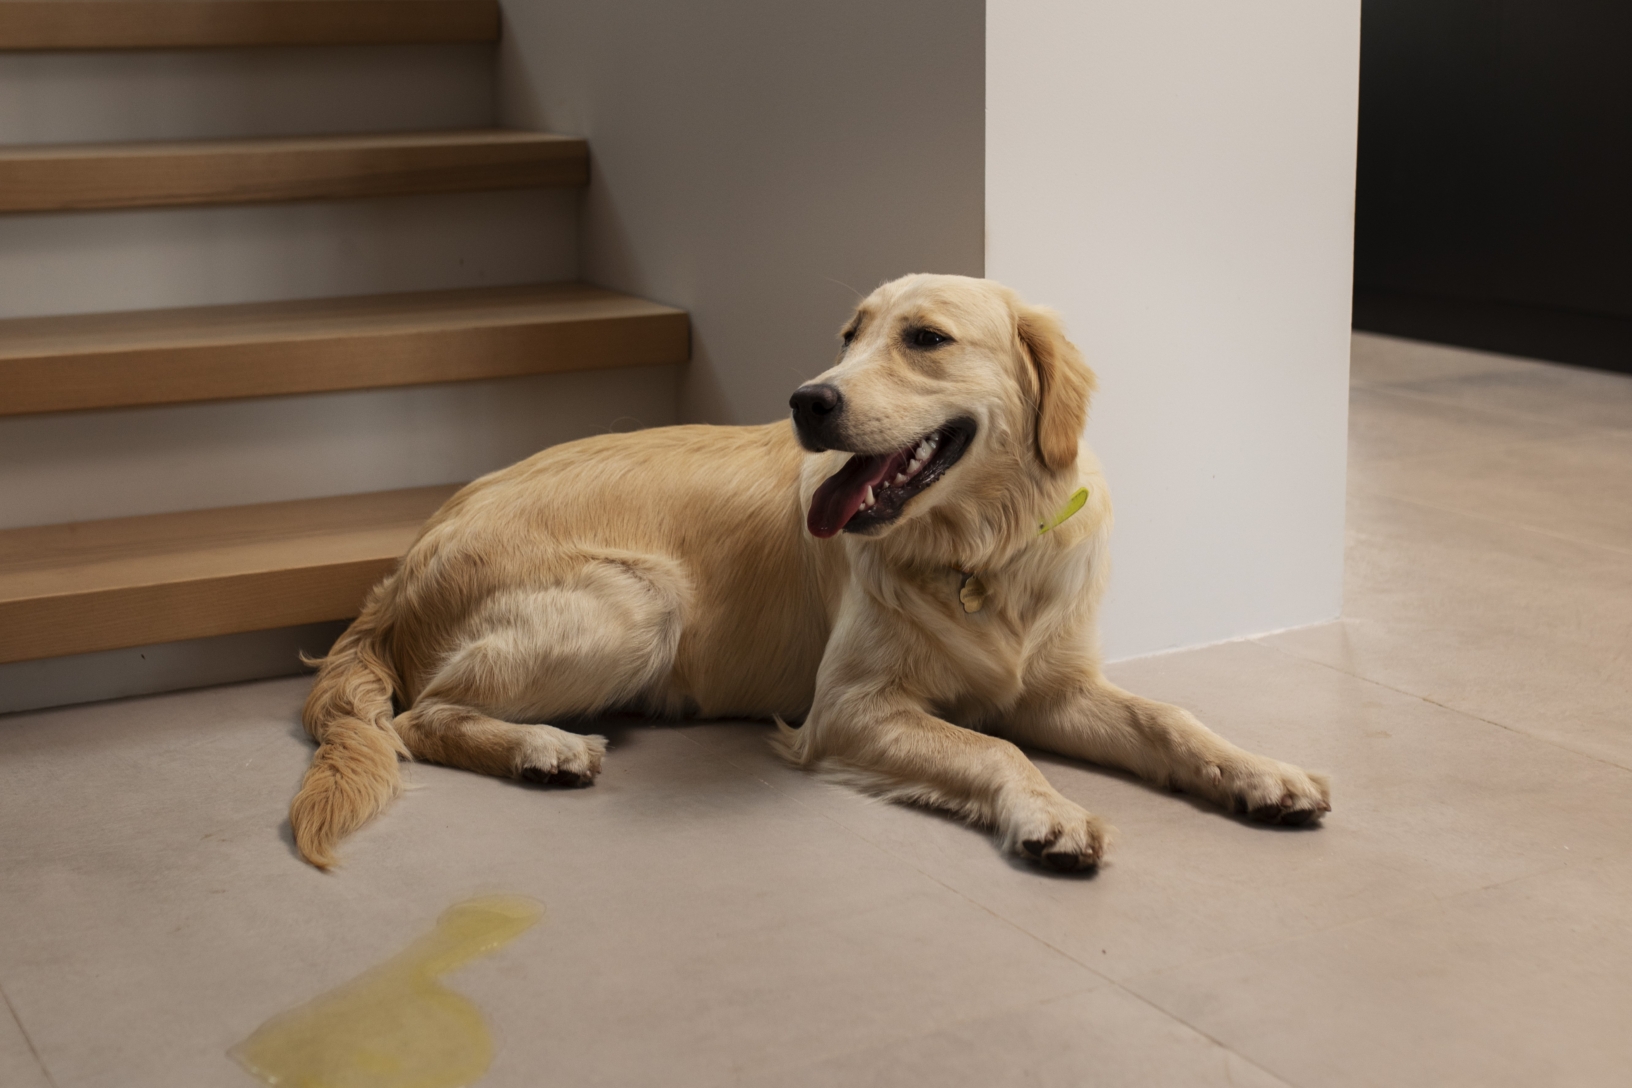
[987,0,1360,658]
[497,0,986,426]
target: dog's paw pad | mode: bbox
[520,766,593,788]
[1042,849,1096,872]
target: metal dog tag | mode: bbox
[958,572,987,614]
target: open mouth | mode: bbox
[807,418,976,538]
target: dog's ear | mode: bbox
[1017,305,1096,471]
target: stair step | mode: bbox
[0,1,499,51]
[0,129,587,213]
[0,283,689,415]
[0,485,458,663]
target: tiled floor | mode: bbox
[3,332,1630,1088]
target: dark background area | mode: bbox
[1354,0,1632,374]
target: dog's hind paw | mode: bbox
[515,727,607,789]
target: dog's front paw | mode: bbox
[1003,790,1109,872]
[516,728,607,788]
[1206,754,1330,826]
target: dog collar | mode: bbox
[958,486,1090,613]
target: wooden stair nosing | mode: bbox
[0,283,691,415]
[0,130,588,214]
[0,485,458,663]
[0,1,501,51]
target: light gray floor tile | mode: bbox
[1353,429,1632,553]
[1352,333,1632,432]
[746,986,1293,1088]
[1346,384,1573,467]
[1350,332,1537,386]
[1266,492,1632,769]
[1124,848,1632,1088]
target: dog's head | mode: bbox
[792,274,1096,542]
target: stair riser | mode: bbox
[0,621,345,716]
[0,44,496,146]
[0,364,682,530]
[0,189,577,320]
[0,135,587,213]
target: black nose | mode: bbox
[790,383,841,419]
[789,383,843,450]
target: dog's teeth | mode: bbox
[892,473,909,486]
[864,485,874,506]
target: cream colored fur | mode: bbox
[292,274,1330,870]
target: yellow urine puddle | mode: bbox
[231,895,543,1088]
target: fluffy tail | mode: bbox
[290,601,409,869]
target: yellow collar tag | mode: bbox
[1038,486,1089,535]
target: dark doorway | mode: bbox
[1354,1,1632,374]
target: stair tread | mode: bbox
[0,128,588,212]
[0,486,457,661]
[0,128,572,161]
[0,485,452,592]
[0,1,500,51]
[0,282,676,357]
[0,282,688,414]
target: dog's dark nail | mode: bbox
[1021,839,1047,858]
[1043,852,1080,871]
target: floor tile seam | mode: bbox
[734,984,1108,1082]
[1348,378,1632,436]
[1350,426,1632,480]
[1097,978,1304,1087]
[0,980,55,1088]
[1347,486,1632,561]
[1248,637,1632,775]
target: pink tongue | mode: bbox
[807,450,908,538]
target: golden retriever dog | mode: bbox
[291,273,1330,871]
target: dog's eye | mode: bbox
[909,328,950,349]
[841,327,858,344]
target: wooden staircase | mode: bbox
[0,2,688,670]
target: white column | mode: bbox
[987,0,1361,657]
